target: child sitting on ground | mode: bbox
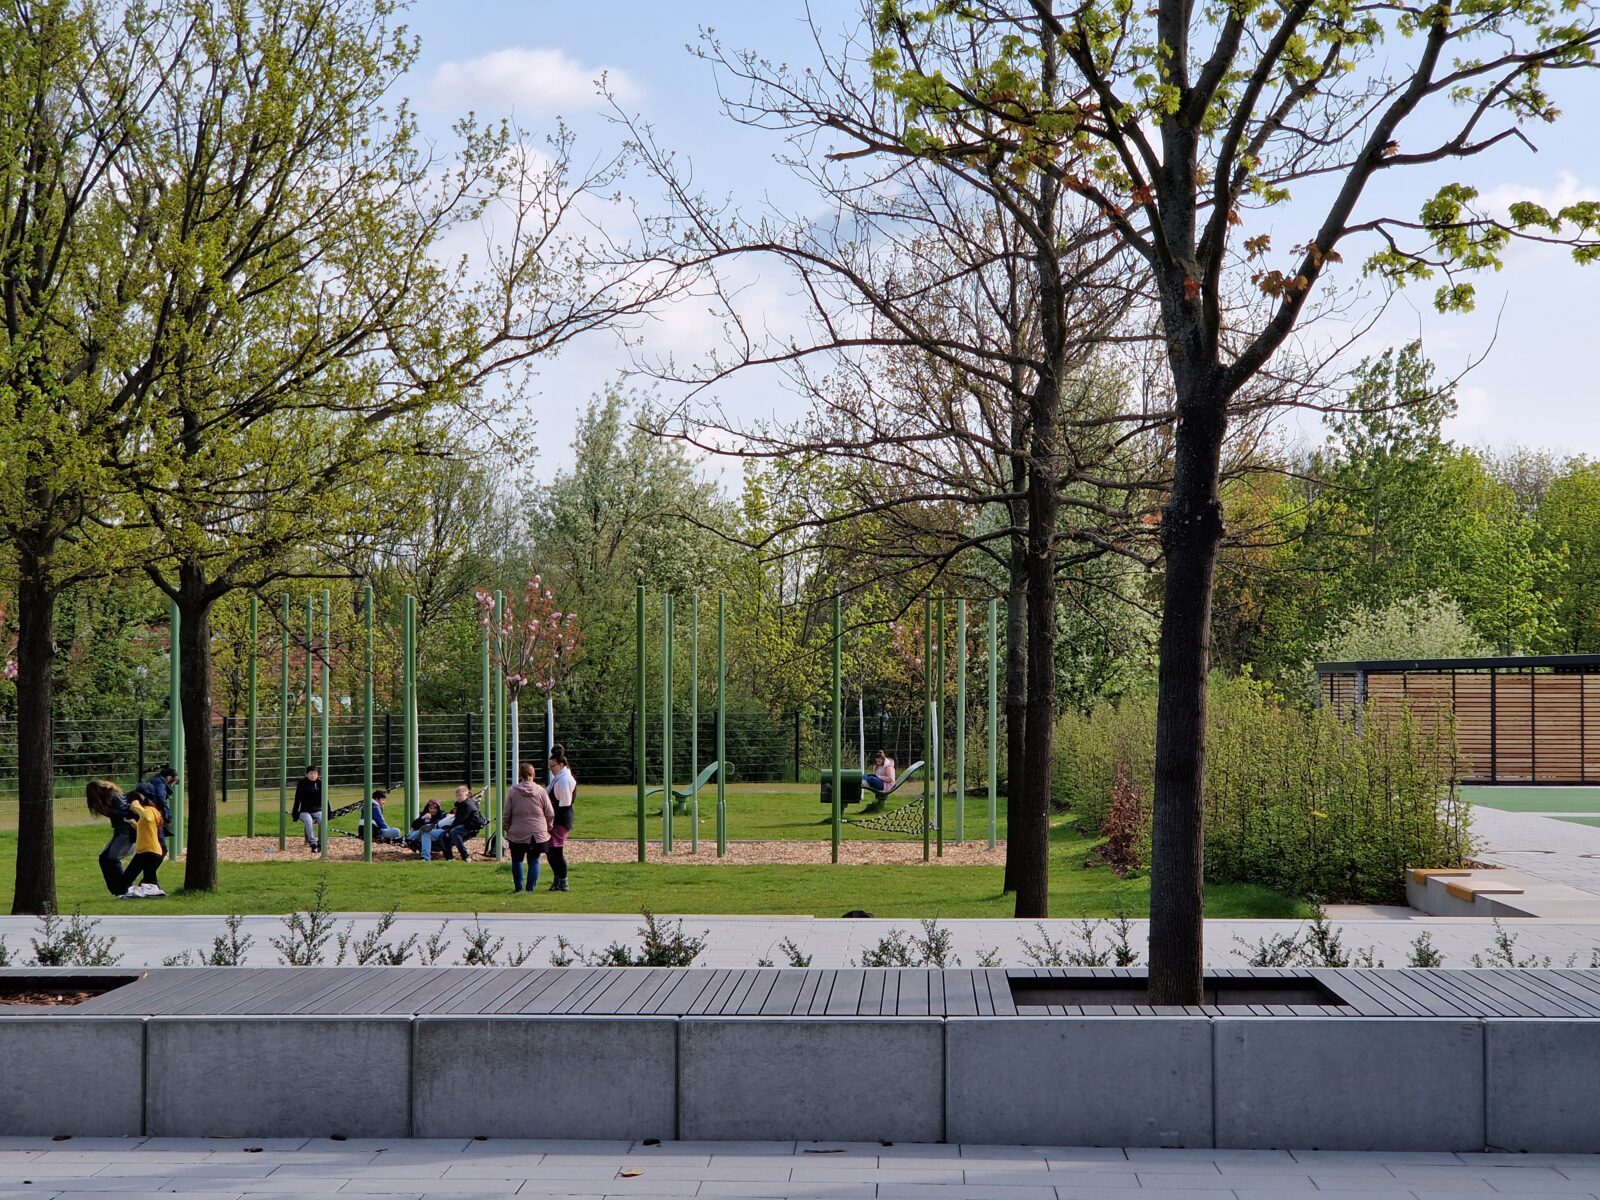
[121,796,167,899]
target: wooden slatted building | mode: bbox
[1317,654,1600,784]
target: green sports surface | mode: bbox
[1462,786,1600,813]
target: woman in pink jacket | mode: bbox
[504,761,556,894]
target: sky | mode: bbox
[396,1,1600,471]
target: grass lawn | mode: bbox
[0,781,1305,919]
[1461,786,1600,813]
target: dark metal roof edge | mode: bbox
[1316,653,1600,673]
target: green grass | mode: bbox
[1462,786,1600,813]
[1551,815,1600,828]
[0,781,1304,920]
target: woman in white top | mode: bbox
[545,743,577,892]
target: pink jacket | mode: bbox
[504,779,556,844]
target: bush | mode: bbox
[1054,674,1472,904]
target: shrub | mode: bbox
[1054,674,1472,904]
[31,910,120,966]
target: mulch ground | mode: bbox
[0,991,99,1006]
[214,835,1007,867]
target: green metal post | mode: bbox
[304,596,314,771]
[410,595,422,831]
[635,585,646,862]
[987,598,998,850]
[247,596,258,837]
[936,596,945,857]
[922,596,932,862]
[278,594,289,850]
[662,593,674,854]
[320,589,331,861]
[716,593,727,858]
[831,594,842,864]
[480,622,491,799]
[363,585,374,863]
[494,589,506,854]
[168,600,184,857]
[400,597,412,822]
[956,597,967,844]
[690,594,699,854]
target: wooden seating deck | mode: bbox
[15,965,1600,1020]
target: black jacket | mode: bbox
[291,776,322,819]
[449,798,484,837]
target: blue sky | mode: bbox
[399,1,1600,468]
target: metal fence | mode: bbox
[0,703,974,798]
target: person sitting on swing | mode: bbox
[863,749,896,793]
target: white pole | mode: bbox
[546,694,555,757]
[930,702,940,830]
[858,695,866,771]
[510,694,520,776]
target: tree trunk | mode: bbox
[178,563,219,892]
[1014,430,1057,918]
[1147,373,1228,1006]
[1002,540,1027,894]
[10,547,57,914]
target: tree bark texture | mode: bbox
[178,563,219,892]
[1146,373,1228,1005]
[1002,544,1027,894]
[10,549,57,914]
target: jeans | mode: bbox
[410,829,445,860]
[116,852,164,893]
[99,828,137,896]
[298,812,323,848]
[863,774,887,793]
[510,839,547,890]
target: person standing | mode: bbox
[504,763,555,893]
[545,744,576,892]
[291,765,323,851]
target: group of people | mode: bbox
[286,743,578,891]
[504,744,576,892]
[87,765,178,899]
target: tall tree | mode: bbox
[108,0,670,892]
[870,0,1600,1000]
[0,0,172,912]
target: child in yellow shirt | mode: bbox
[121,799,167,899]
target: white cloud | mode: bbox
[1478,171,1600,220]
[427,47,642,116]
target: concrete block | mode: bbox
[412,1016,675,1140]
[945,1017,1212,1148]
[0,1017,145,1136]
[1214,1018,1483,1151]
[145,1016,410,1138]
[679,1018,942,1143]
[1487,1019,1600,1152]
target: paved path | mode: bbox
[1469,803,1600,895]
[0,1138,1596,1199]
[5,911,1600,969]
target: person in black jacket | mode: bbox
[290,766,323,851]
[443,785,483,861]
[128,765,178,854]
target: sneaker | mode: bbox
[139,883,166,898]
[118,889,138,900]
[550,880,569,892]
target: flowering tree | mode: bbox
[477,577,581,768]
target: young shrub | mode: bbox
[270,878,338,966]
[419,921,452,966]
[1471,919,1551,968]
[343,910,418,966]
[31,910,120,967]
[1407,932,1446,968]
[855,928,919,967]
[776,937,812,967]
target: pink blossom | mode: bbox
[2,660,15,681]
